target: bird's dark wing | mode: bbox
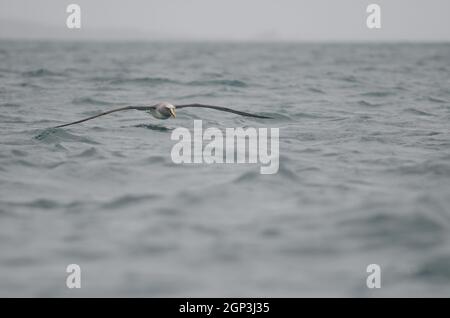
[53,106,154,128]
[175,104,272,119]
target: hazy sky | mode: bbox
[0,0,449,41]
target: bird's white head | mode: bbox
[155,102,176,119]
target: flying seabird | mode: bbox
[54,102,271,128]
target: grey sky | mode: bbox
[0,0,449,41]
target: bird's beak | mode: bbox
[169,108,176,118]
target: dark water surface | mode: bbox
[1,41,450,296]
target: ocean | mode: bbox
[0,40,449,296]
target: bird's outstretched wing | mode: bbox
[175,104,271,119]
[53,106,153,128]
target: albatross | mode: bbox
[54,102,271,128]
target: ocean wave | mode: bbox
[70,147,105,159]
[307,87,326,94]
[22,68,64,77]
[392,161,450,177]
[188,79,248,87]
[178,92,218,99]
[72,97,116,106]
[0,102,21,108]
[14,82,44,89]
[10,149,28,157]
[4,199,65,210]
[427,96,448,104]
[233,160,298,183]
[101,194,161,209]
[360,91,395,97]
[34,128,100,145]
[357,100,383,107]
[91,75,247,88]
[132,124,173,131]
[142,155,170,164]
[233,170,260,183]
[404,108,436,117]
[338,75,359,83]
[292,111,324,119]
[415,255,450,280]
[0,114,27,123]
[1,158,37,167]
[108,77,179,85]
[341,211,445,250]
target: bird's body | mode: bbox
[147,108,167,119]
[147,102,176,119]
[53,102,270,128]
